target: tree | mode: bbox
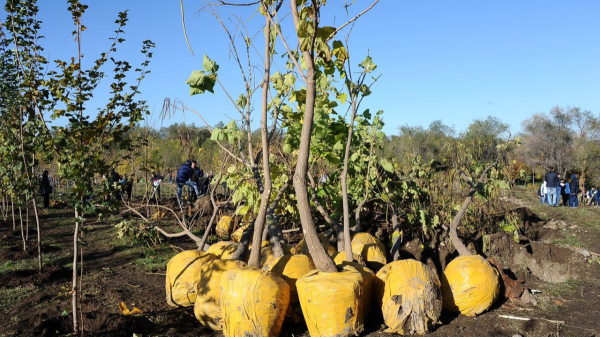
[40,1,154,332]
[460,116,509,163]
[518,106,600,187]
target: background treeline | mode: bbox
[107,105,600,190]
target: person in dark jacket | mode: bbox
[176,160,201,203]
[40,170,52,209]
[544,166,560,207]
[560,179,570,207]
[570,174,580,208]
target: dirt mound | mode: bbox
[484,232,590,283]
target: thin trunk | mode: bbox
[79,243,84,332]
[262,224,269,242]
[19,205,25,251]
[248,11,273,268]
[25,202,29,241]
[290,0,337,273]
[2,196,6,221]
[390,206,401,261]
[308,173,340,233]
[198,161,228,250]
[11,198,15,231]
[33,197,42,273]
[198,205,219,250]
[230,223,253,261]
[354,137,375,233]
[341,94,360,261]
[267,215,285,259]
[72,209,80,333]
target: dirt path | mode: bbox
[0,189,599,337]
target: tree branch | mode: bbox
[326,0,380,41]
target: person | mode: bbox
[589,187,598,206]
[544,166,560,207]
[40,170,52,209]
[538,181,547,204]
[150,172,163,200]
[556,174,562,206]
[120,175,133,201]
[570,174,580,208]
[560,179,570,207]
[176,160,201,204]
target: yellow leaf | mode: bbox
[119,302,143,315]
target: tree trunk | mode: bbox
[340,98,358,261]
[449,194,474,257]
[19,205,25,251]
[2,196,6,221]
[25,202,29,242]
[72,209,80,334]
[290,0,336,273]
[198,203,219,251]
[230,223,254,261]
[267,215,285,259]
[248,11,274,268]
[11,198,15,231]
[32,195,42,273]
[390,206,401,261]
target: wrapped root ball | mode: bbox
[375,260,442,335]
[206,241,238,259]
[351,232,387,272]
[267,254,316,305]
[220,268,290,337]
[231,224,249,243]
[441,255,500,316]
[216,216,234,239]
[194,259,247,330]
[336,261,376,317]
[294,234,336,256]
[297,265,365,337]
[166,250,216,307]
[260,243,293,269]
[244,240,271,262]
[331,251,366,266]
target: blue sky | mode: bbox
[5,1,600,136]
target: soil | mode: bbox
[0,187,599,337]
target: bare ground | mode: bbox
[0,187,598,337]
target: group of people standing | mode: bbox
[538,167,581,207]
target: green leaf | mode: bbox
[380,158,394,173]
[337,93,348,105]
[202,54,219,72]
[362,109,371,120]
[359,55,377,73]
[185,70,216,95]
[332,40,348,63]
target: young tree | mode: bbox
[41,1,155,332]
